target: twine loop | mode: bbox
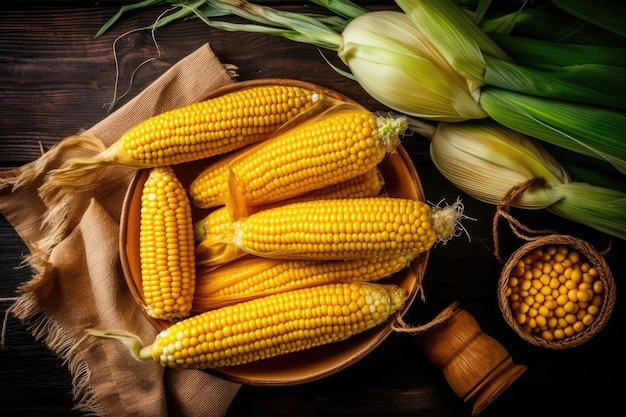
[491,178,555,263]
[391,303,456,336]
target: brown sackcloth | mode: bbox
[0,43,242,416]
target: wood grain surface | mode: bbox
[1,2,624,416]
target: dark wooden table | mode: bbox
[1,2,624,416]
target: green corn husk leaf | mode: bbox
[472,0,496,25]
[478,87,626,175]
[483,55,626,110]
[542,143,626,192]
[309,0,368,19]
[426,120,626,240]
[487,34,626,69]
[550,0,626,37]
[547,182,626,240]
[560,163,626,193]
[396,0,511,84]
[191,11,343,50]
[95,0,171,38]
[96,0,348,45]
[199,0,344,48]
[482,32,626,111]
[481,8,626,45]
[466,0,531,34]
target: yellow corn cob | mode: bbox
[193,167,385,243]
[87,282,408,369]
[195,206,235,244]
[193,254,415,310]
[298,166,386,200]
[197,197,465,266]
[39,85,326,206]
[189,144,386,210]
[140,166,196,320]
[226,104,406,218]
[188,152,236,210]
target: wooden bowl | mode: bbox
[119,78,428,385]
[497,234,616,349]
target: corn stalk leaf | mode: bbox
[550,0,626,37]
[309,0,368,19]
[479,87,626,174]
[483,56,626,110]
[488,34,626,68]
[95,0,172,38]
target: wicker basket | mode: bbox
[497,234,616,349]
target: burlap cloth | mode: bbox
[0,43,242,416]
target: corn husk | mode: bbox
[423,120,626,240]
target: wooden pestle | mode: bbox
[416,301,527,415]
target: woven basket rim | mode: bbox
[497,234,616,349]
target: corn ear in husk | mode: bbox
[419,120,626,240]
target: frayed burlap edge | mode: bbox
[4,275,102,416]
[1,43,240,416]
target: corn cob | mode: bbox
[225,104,406,218]
[188,152,237,210]
[87,282,408,369]
[193,254,415,310]
[295,165,386,200]
[193,167,385,243]
[197,197,464,266]
[189,143,386,209]
[38,85,326,207]
[140,166,196,320]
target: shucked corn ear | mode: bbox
[38,84,326,206]
[140,166,195,320]
[188,151,240,209]
[189,142,386,209]
[225,104,406,218]
[193,167,385,243]
[193,253,416,310]
[87,282,408,369]
[197,197,465,266]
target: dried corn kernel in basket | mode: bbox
[87,282,408,369]
[505,244,605,342]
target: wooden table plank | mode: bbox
[1,3,624,416]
